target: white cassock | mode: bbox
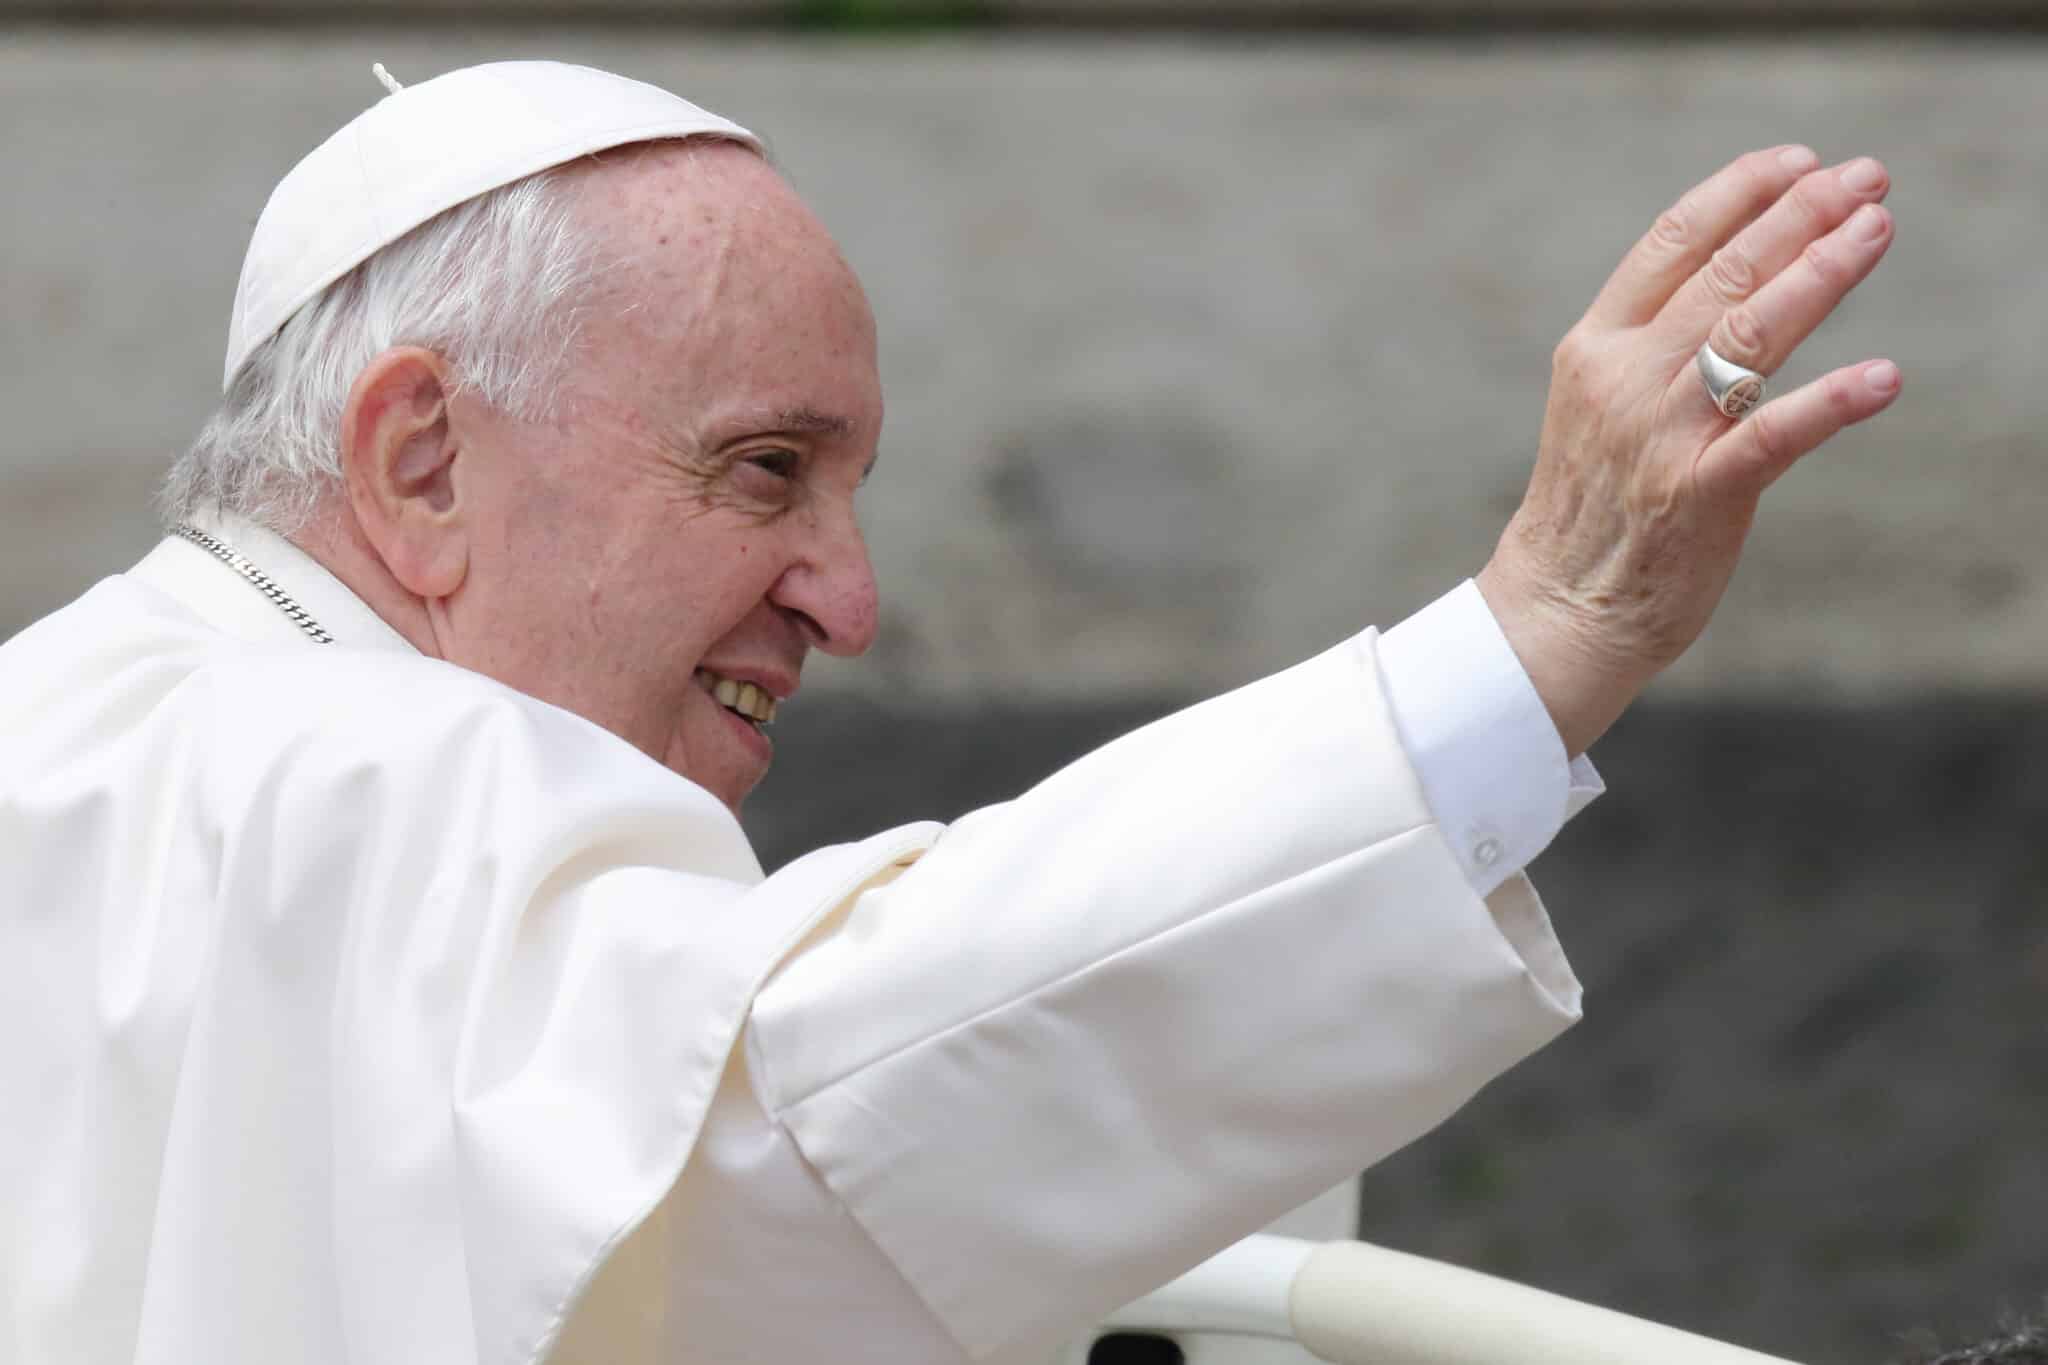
[0,514,1597,1365]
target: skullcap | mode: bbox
[223,60,761,390]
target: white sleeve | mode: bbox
[722,629,1581,1360]
[1379,580,1605,898]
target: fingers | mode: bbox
[1585,144,1820,329]
[1696,199,1892,389]
[1696,359,1902,502]
[1659,157,1892,353]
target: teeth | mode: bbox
[701,669,779,725]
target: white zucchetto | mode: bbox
[223,60,761,390]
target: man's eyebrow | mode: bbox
[771,406,853,436]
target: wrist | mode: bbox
[1474,556,1647,759]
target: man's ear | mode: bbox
[339,347,469,600]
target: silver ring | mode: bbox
[1695,342,1767,419]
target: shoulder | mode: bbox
[184,648,762,883]
[203,646,578,744]
[195,646,597,754]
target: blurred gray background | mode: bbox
[3,5,2044,1363]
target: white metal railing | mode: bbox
[1063,1235,1805,1365]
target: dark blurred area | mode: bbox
[752,693,2048,1365]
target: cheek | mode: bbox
[668,533,792,632]
[722,540,787,611]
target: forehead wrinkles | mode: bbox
[581,144,759,342]
[565,143,877,439]
[594,147,859,364]
[653,200,741,350]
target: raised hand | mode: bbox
[1476,146,1902,757]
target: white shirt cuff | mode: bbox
[1379,580,1604,898]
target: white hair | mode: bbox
[161,165,604,535]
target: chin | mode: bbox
[673,759,761,818]
[664,701,773,816]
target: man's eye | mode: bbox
[742,450,800,481]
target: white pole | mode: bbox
[1289,1241,1804,1365]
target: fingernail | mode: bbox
[1779,144,1820,172]
[1866,360,1901,394]
[1848,204,1888,242]
[1841,158,1886,193]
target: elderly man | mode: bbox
[0,61,1897,1365]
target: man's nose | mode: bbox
[774,505,879,658]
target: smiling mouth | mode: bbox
[695,668,779,728]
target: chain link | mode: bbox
[171,525,336,646]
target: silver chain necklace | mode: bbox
[171,524,335,645]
